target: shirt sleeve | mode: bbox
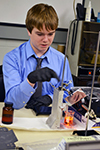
[3,53,36,109]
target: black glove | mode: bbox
[27,67,60,83]
[25,95,52,115]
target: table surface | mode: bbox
[0,103,72,148]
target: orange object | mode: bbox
[88,71,91,75]
[64,110,74,125]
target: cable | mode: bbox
[66,18,78,55]
[67,19,79,55]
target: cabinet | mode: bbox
[67,21,100,86]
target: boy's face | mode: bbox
[27,25,56,56]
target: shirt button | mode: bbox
[23,101,25,103]
[31,92,33,94]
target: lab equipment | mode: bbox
[67,20,100,86]
[64,110,75,125]
[46,81,73,129]
[2,102,14,124]
[46,87,64,129]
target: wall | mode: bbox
[0,0,82,28]
[0,39,26,65]
[0,0,83,65]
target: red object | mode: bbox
[64,110,74,125]
[88,71,92,75]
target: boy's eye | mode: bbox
[37,33,43,36]
[36,32,55,36]
[37,33,53,36]
[48,33,53,36]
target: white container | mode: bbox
[85,1,91,22]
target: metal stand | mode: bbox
[85,31,100,136]
[72,31,100,136]
[46,88,64,129]
[46,28,72,129]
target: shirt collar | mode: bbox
[26,40,35,59]
[26,40,50,64]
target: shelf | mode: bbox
[83,31,99,34]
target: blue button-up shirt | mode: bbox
[3,40,73,109]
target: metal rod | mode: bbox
[85,31,100,136]
[61,29,70,89]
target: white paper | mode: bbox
[0,117,96,132]
[0,117,50,130]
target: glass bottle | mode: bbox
[2,102,14,124]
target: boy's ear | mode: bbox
[27,29,31,36]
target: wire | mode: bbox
[66,18,78,55]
